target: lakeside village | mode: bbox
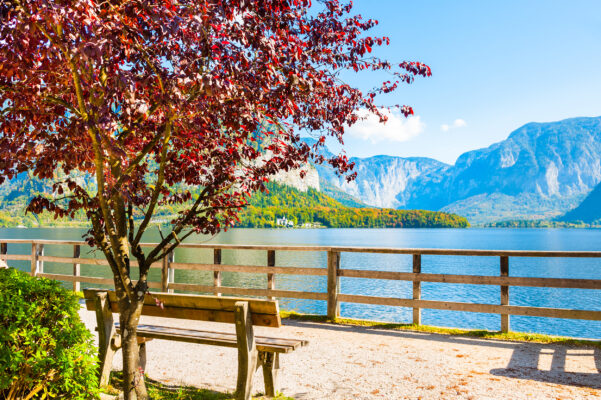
[275,216,323,228]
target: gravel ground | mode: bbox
[80,308,601,400]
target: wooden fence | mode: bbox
[2,239,601,333]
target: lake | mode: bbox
[2,227,601,339]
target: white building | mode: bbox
[276,216,294,227]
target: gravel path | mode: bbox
[80,308,601,399]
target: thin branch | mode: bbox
[107,128,167,196]
[132,116,173,247]
[147,229,197,265]
[43,96,80,115]
[143,185,215,263]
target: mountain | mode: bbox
[4,116,601,226]
[298,137,448,208]
[560,181,601,223]
[408,116,601,223]
[317,116,601,224]
[317,155,448,208]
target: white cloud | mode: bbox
[453,118,467,128]
[441,118,467,132]
[346,108,424,143]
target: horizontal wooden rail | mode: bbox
[330,247,601,258]
[3,239,601,336]
[0,254,32,261]
[337,294,601,321]
[170,262,327,275]
[339,269,601,289]
[2,239,601,257]
[38,256,162,269]
[168,283,327,301]
[38,273,163,289]
[40,256,111,266]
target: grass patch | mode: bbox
[280,310,601,349]
[103,371,294,400]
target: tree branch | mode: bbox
[132,116,173,247]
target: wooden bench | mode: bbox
[83,289,308,400]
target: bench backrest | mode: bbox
[83,289,281,328]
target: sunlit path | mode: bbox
[81,308,601,400]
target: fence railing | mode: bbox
[2,239,601,333]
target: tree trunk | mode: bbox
[119,300,148,400]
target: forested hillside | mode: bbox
[239,182,469,228]
[0,179,469,229]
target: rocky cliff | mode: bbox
[271,164,320,192]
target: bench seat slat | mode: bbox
[132,324,307,347]
[116,324,308,354]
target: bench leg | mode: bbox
[94,292,117,388]
[260,351,280,397]
[99,336,118,388]
[234,301,259,400]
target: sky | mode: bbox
[324,0,601,164]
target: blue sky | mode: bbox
[328,0,601,164]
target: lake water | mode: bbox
[2,227,601,339]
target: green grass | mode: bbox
[280,310,601,349]
[103,372,294,400]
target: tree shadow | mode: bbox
[283,318,601,351]
[489,344,601,389]
[282,318,536,349]
[284,318,601,389]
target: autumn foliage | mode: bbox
[0,0,429,397]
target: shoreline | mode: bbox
[1,224,601,230]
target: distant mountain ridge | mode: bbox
[2,116,601,226]
[409,117,601,216]
[560,181,601,223]
[311,116,601,224]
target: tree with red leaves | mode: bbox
[0,0,430,398]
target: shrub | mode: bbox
[0,268,99,399]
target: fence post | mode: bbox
[161,253,169,292]
[73,244,81,292]
[327,250,340,320]
[500,256,510,332]
[267,250,276,300]
[31,243,44,276]
[412,254,422,325]
[1,243,7,266]
[214,249,222,296]
[167,251,175,293]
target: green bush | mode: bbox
[0,268,99,399]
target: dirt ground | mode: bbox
[80,309,601,399]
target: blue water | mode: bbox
[2,227,601,339]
